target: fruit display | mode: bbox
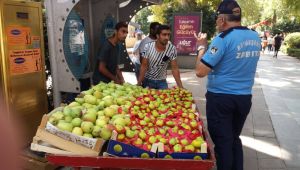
[115,87,206,154]
[48,82,145,140]
[47,82,207,158]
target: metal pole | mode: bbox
[44,0,61,107]
[200,10,203,33]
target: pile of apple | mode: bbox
[48,82,145,139]
[115,87,205,154]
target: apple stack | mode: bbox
[47,82,146,140]
[114,87,206,154]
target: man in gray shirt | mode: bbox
[133,22,161,79]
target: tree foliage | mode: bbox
[134,7,153,35]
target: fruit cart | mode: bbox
[46,149,215,170]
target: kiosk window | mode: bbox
[17,12,29,19]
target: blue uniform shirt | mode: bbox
[202,27,261,95]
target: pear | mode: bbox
[100,128,112,140]
[92,126,101,137]
[72,127,83,136]
[57,122,73,132]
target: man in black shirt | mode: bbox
[93,22,128,84]
[274,33,283,58]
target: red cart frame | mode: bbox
[47,154,215,170]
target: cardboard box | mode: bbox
[31,113,105,156]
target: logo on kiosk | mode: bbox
[11,29,21,35]
[14,57,25,64]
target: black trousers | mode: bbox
[206,91,252,170]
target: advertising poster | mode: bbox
[6,25,32,46]
[9,49,42,75]
[173,14,201,55]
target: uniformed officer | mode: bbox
[194,1,261,170]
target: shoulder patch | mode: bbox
[210,46,218,54]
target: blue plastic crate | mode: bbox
[107,140,156,158]
[158,151,208,160]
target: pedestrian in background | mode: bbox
[194,0,261,169]
[274,33,283,58]
[267,35,274,52]
[132,32,143,80]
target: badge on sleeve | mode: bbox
[210,46,218,54]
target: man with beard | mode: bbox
[137,25,183,89]
[93,21,128,84]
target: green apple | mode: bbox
[173,144,183,152]
[159,138,167,144]
[158,128,166,135]
[115,124,125,133]
[71,118,82,127]
[180,139,189,146]
[169,138,178,146]
[156,119,164,126]
[140,120,147,126]
[125,129,136,138]
[166,121,175,127]
[140,153,150,158]
[133,138,143,146]
[113,144,123,153]
[72,127,83,136]
[148,136,157,144]
[113,117,126,126]
[81,121,94,133]
[178,130,185,135]
[57,122,73,132]
[164,155,172,159]
[138,130,147,140]
[192,140,202,148]
[117,134,125,141]
[193,155,202,160]
[184,145,195,152]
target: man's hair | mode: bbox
[150,22,161,31]
[156,25,170,35]
[115,21,128,31]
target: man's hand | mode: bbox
[194,32,208,47]
[114,78,123,85]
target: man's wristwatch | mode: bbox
[197,45,207,51]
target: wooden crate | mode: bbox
[31,115,104,156]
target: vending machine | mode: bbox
[0,0,48,143]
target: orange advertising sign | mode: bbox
[9,49,42,75]
[6,25,32,45]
